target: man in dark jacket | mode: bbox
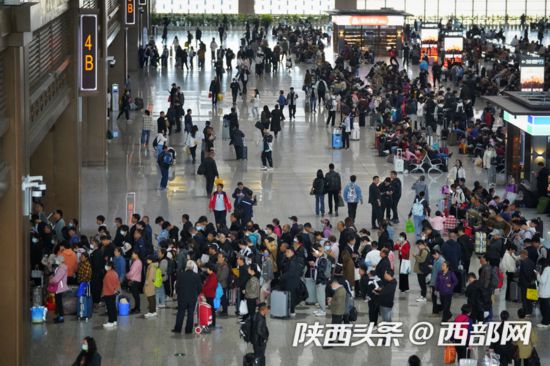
[173,261,202,334]
[198,150,219,196]
[518,250,536,316]
[457,226,474,277]
[375,248,391,279]
[389,171,402,223]
[236,255,250,315]
[441,231,462,287]
[465,272,485,321]
[252,303,270,366]
[373,269,398,321]
[280,248,301,315]
[368,176,382,229]
[324,163,341,216]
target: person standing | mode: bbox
[157,145,173,190]
[197,150,219,197]
[341,112,352,149]
[172,260,203,334]
[269,105,282,138]
[209,78,221,109]
[277,90,287,120]
[343,175,363,222]
[311,169,326,216]
[435,261,458,322]
[141,110,155,147]
[325,164,342,217]
[287,87,298,121]
[374,269,398,322]
[230,78,241,105]
[49,256,69,323]
[326,94,336,127]
[408,191,429,240]
[217,253,230,316]
[260,130,274,171]
[209,38,218,62]
[329,279,346,325]
[379,177,394,222]
[244,265,261,321]
[157,111,168,135]
[102,260,120,328]
[143,256,158,318]
[252,303,270,366]
[368,176,382,230]
[389,171,402,223]
[117,90,131,120]
[413,241,430,303]
[208,184,232,229]
[394,233,411,292]
[126,252,143,314]
[536,258,550,328]
[252,89,260,119]
[312,245,330,316]
[518,250,536,317]
[202,263,218,328]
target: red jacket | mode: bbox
[394,241,411,260]
[208,191,232,212]
[203,273,218,298]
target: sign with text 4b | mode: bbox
[79,14,97,92]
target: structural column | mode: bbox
[0,37,30,366]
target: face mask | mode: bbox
[324,246,331,251]
[196,226,204,231]
[120,231,127,236]
[104,266,110,271]
[398,236,404,242]
[81,343,88,352]
[32,238,39,243]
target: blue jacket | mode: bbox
[343,183,363,203]
[441,240,462,272]
[113,255,126,282]
[430,256,445,286]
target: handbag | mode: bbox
[337,195,345,207]
[309,187,315,195]
[239,299,248,315]
[405,219,415,234]
[400,259,411,275]
[443,345,456,364]
[526,286,539,301]
[47,283,58,293]
[208,91,212,99]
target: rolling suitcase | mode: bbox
[475,232,487,254]
[270,290,290,318]
[332,129,343,149]
[77,294,93,320]
[509,280,521,302]
[304,277,317,305]
[350,127,360,141]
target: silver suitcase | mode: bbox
[270,290,290,318]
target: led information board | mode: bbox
[126,0,136,25]
[79,14,97,92]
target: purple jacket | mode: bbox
[49,263,69,294]
[435,270,457,296]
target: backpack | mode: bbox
[412,199,425,216]
[419,250,432,274]
[154,267,163,288]
[322,255,332,279]
[325,98,333,110]
[163,257,176,276]
[348,184,357,202]
[318,80,326,94]
[163,152,174,166]
[239,316,253,343]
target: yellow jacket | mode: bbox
[516,328,537,360]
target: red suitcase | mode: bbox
[194,296,212,334]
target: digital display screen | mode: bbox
[79,14,97,92]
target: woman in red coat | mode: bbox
[208,184,232,230]
[394,232,411,293]
[202,263,218,327]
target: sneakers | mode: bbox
[416,297,427,302]
[157,304,166,309]
[53,316,64,324]
[290,313,296,317]
[536,323,550,329]
[267,167,273,171]
[261,166,268,171]
[314,311,326,317]
[103,322,116,328]
[144,312,157,318]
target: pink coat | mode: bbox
[49,264,69,294]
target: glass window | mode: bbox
[526,0,546,17]
[154,0,238,14]
[473,0,487,17]
[439,0,455,19]
[255,0,334,14]
[456,0,473,18]
[425,0,438,19]
[364,0,386,10]
[404,0,426,17]
[507,0,526,18]
[385,0,405,11]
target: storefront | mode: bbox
[485,92,550,191]
[330,9,410,56]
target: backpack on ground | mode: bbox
[239,316,253,343]
[412,199,425,216]
[154,267,163,288]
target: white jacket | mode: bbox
[500,251,518,273]
[537,266,550,298]
[483,149,496,169]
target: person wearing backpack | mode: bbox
[312,245,331,317]
[343,175,363,222]
[157,248,172,307]
[157,145,173,190]
[408,191,429,240]
[144,255,158,318]
[277,90,287,120]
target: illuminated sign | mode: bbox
[125,0,136,25]
[331,15,404,27]
[520,57,545,92]
[444,37,463,54]
[79,14,97,92]
[504,111,550,136]
[421,28,439,44]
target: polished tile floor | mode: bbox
[30,30,550,365]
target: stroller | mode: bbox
[194,294,212,334]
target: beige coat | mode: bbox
[330,286,346,316]
[144,262,158,297]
